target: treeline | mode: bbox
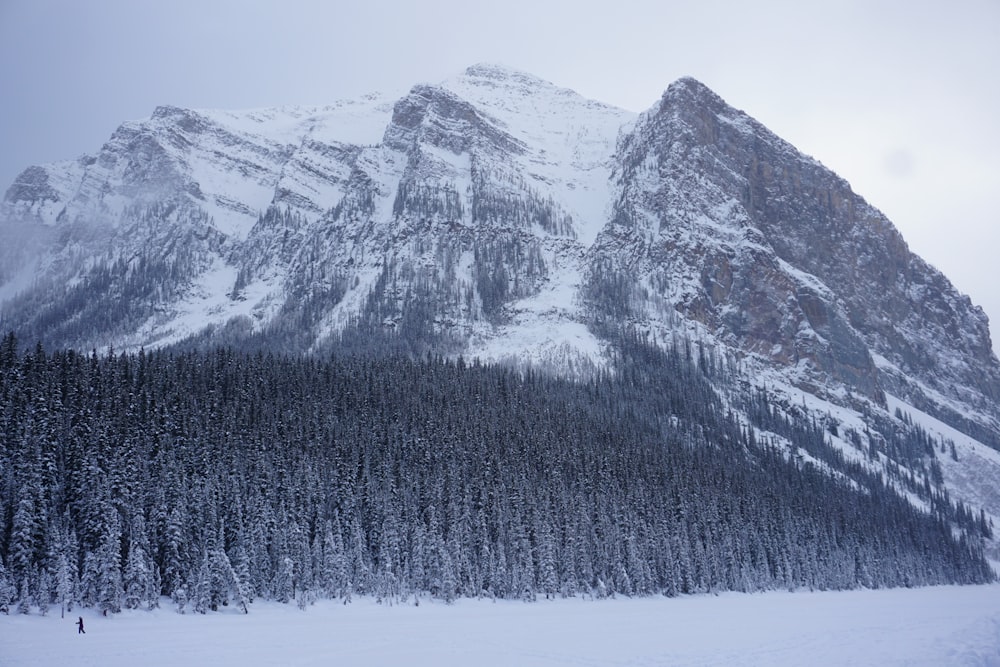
[0,332,993,616]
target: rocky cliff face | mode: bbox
[598,78,880,400]
[2,65,999,504]
[597,78,1000,429]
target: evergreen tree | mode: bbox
[96,508,123,614]
[123,536,155,610]
[37,569,52,615]
[0,559,15,614]
[53,547,76,617]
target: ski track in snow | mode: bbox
[3,585,1000,667]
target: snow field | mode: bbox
[3,584,1000,666]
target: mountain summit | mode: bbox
[2,66,999,538]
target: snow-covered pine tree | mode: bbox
[36,569,51,615]
[192,557,211,614]
[207,549,230,612]
[53,554,73,617]
[8,490,40,587]
[536,521,558,600]
[274,555,295,605]
[78,551,97,607]
[16,575,32,614]
[290,522,314,607]
[0,559,14,613]
[319,518,348,600]
[227,543,253,611]
[123,535,154,610]
[51,526,79,617]
[173,585,187,614]
[440,548,457,604]
[96,508,123,614]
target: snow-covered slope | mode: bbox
[442,63,632,246]
[2,64,999,541]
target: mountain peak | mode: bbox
[449,63,581,103]
[659,76,728,112]
[151,104,187,118]
[461,62,550,86]
[444,63,629,126]
[668,75,713,93]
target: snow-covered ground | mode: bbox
[3,585,999,666]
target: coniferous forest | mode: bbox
[0,331,993,616]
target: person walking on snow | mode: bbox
[76,616,85,634]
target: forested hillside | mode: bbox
[0,332,992,615]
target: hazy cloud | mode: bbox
[883,149,916,180]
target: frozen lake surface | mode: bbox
[2,584,1000,666]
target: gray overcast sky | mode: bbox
[1,0,998,353]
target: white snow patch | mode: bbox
[886,393,1000,552]
[198,93,398,148]
[873,353,998,433]
[470,318,606,372]
[127,257,285,350]
[776,256,835,299]
[417,143,473,182]
[442,66,634,246]
[314,265,384,346]
[467,263,609,372]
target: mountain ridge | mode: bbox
[2,65,999,554]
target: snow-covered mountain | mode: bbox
[2,64,999,552]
